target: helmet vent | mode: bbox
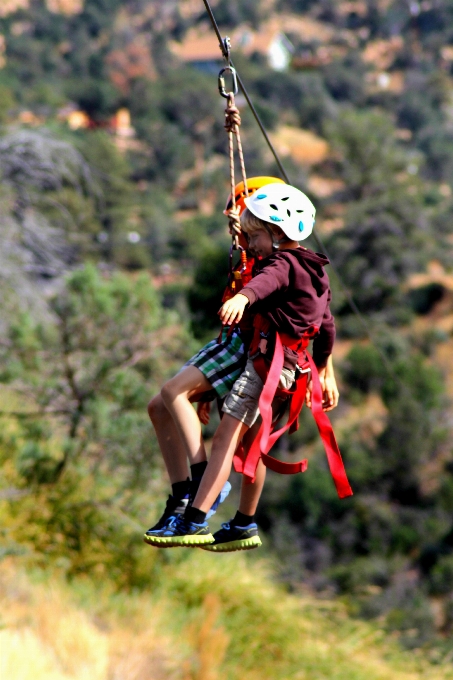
[246,183,315,241]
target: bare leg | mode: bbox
[148,394,189,484]
[239,459,267,516]
[161,366,213,466]
[193,414,248,513]
[233,423,266,516]
[235,396,287,516]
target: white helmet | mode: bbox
[244,183,316,241]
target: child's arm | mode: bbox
[306,355,339,412]
[219,293,249,326]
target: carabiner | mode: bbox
[229,243,246,275]
[218,66,238,99]
[228,243,235,277]
[239,246,247,273]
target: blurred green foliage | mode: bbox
[187,244,230,340]
[1,0,453,655]
[0,264,195,583]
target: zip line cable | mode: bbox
[200,0,405,383]
[201,0,289,181]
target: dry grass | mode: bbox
[270,126,329,165]
[181,594,229,680]
[0,564,107,680]
[1,554,452,680]
[0,559,176,680]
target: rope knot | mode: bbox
[228,204,242,248]
[224,94,241,133]
[228,204,241,234]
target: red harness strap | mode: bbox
[233,330,310,480]
[305,351,353,499]
[233,323,353,499]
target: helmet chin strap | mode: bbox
[261,222,292,249]
[260,222,298,251]
[276,235,292,245]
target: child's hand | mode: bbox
[305,366,339,412]
[219,293,249,326]
[305,380,313,410]
[197,400,211,425]
[322,373,339,411]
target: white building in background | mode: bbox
[268,35,294,71]
[170,25,294,73]
[235,27,294,71]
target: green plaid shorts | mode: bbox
[185,328,248,399]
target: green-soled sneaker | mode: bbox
[200,521,262,552]
[143,514,214,548]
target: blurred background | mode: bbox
[1,1,453,678]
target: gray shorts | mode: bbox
[222,358,296,428]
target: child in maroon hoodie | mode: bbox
[145,183,339,548]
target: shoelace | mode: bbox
[173,514,190,532]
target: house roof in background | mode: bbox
[170,30,223,62]
[170,20,297,64]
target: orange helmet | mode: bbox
[224,176,286,216]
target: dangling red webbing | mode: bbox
[305,351,353,498]
[260,369,308,474]
[237,334,284,481]
[234,332,308,481]
[233,330,353,499]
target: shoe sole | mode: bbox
[199,536,262,552]
[143,536,179,548]
[143,533,214,547]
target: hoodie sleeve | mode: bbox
[312,290,336,368]
[239,255,292,306]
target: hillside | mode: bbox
[2,554,453,680]
[1,0,453,670]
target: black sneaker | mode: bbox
[144,514,214,547]
[200,521,262,552]
[144,495,188,539]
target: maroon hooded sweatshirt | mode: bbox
[239,247,335,368]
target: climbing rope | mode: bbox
[218,62,248,248]
[225,92,247,247]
